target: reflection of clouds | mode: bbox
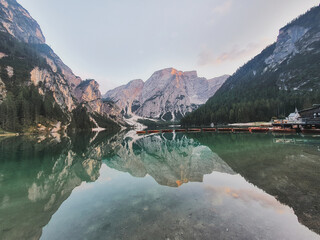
[92,165,113,184]
[74,182,95,192]
[204,183,290,214]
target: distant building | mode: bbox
[287,108,301,122]
[273,105,320,128]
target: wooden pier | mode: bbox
[218,128,233,132]
[136,126,320,135]
[136,131,146,134]
[232,128,250,132]
[202,128,216,132]
[162,129,173,133]
[175,129,186,132]
[148,130,160,134]
[188,128,201,132]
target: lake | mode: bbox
[0,131,320,240]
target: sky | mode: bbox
[17,0,319,93]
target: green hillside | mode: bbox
[181,6,320,125]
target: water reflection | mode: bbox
[188,133,320,234]
[106,133,234,187]
[0,132,116,240]
[0,131,319,239]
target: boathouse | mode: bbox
[272,105,320,129]
[299,105,320,124]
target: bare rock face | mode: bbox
[104,79,144,116]
[104,68,229,121]
[265,26,310,68]
[75,79,101,104]
[40,46,82,90]
[0,0,45,44]
[30,67,77,112]
[75,79,104,114]
[263,7,320,91]
[75,79,124,123]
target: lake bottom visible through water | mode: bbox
[0,131,319,240]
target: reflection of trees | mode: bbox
[193,133,320,235]
[105,133,234,187]
[3,131,318,239]
[0,131,119,240]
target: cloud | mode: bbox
[212,0,233,15]
[197,39,271,66]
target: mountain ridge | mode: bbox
[104,67,229,121]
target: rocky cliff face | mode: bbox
[264,11,320,91]
[0,0,45,44]
[74,79,124,125]
[104,68,228,121]
[0,0,121,131]
[104,79,144,116]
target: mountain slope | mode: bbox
[104,68,229,121]
[181,5,320,125]
[0,0,121,132]
[104,79,144,117]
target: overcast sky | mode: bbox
[18,0,319,93]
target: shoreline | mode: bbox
[228,122,272,127]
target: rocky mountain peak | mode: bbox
[104,68,229,121]
[150,67,198,79]
[127,79,144,87]
[0,0,45,44]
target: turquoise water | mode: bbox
[0,132,319,240]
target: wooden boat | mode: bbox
[136,131,146,134]
[188,128,201,132]
[175,129,186,132]
[301,128,320,134]
[249,127,269,133]
[147,130,160,134]
[162,129,173,133]
[218,128,233,132]
[233,128,250,132]
[272,128,296,133]
[202,128,216,132]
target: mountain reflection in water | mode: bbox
[106,133,234,187]
[0,131,319,240]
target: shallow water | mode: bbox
[0,132,319,240]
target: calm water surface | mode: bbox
[0,131,320,240]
